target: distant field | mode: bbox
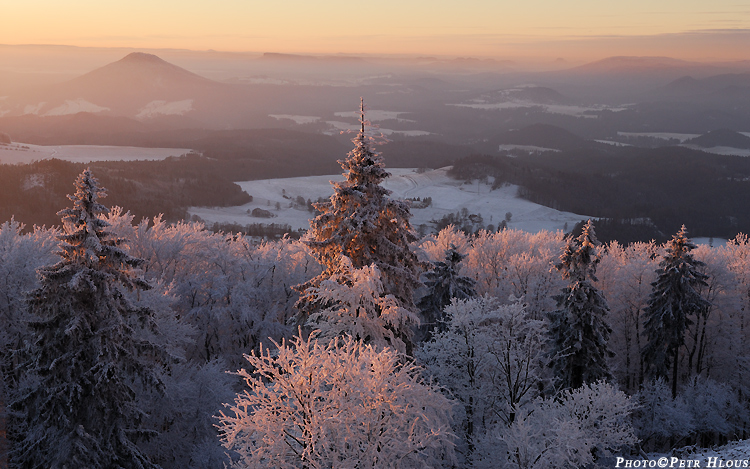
[189,167,590,234]
[0,142,193,164]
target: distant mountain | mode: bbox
[686,129,750,150]
[1,53,228,123]
[572,56,697,74]
[661,73,750,103]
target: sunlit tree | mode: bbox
[297,99,422,352]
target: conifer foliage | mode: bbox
[417,244,476,337]
[11,169,165,468]
[297,99,422,349]
[643,225,710,398]
[547,219,613,390]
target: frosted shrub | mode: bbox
[219,332,456,469]
[418,296,546,465]
[631,379,694,451]
[500,381,638,469]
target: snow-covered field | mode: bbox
[189,167,591,233]
[0,142,193,164]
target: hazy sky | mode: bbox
[4,0,750,60]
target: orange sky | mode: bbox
[4,1,750,61]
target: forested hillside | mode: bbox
[3,114,750,467]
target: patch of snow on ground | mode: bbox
[0,142,193,164]
[681,145,750,156]
[323,121,430,137]
[448,101,619,118]
[45,99,109,116]
[189,167,590,234]
[23,102,45,115]
[137,99,193,119]
[618,132,700,142]
[269,114,320,124]
[595,140,632,146]
[334,110,415,123]
[693,237,728,247]
[498,144,560,154]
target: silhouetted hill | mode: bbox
[687,129,750,149]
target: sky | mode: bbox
[3,0,750,61]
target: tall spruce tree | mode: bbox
[418,244,476,338]
[547,219,613,390]
[10,169,165,468]
[642,225,710,399]
[297,99,422,352]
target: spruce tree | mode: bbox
[547,219,613,390]
[297,99,422,352]
[642,225,710,399]
[11,169,165,468]
[417,244,476,338]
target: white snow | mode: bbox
[323,121,430,137]
[681,144,750,157]
[0,142,193,164]
[595,140,632,147]
[189,167,590,233]
[334,110,415,123]
[448,101,624,118]
[648,440,750,467]
[498,144,560,154]
[617,132,700,142]
[269,114,320,124]
[23,102,45,115]
[136,99,193,119]
[44,99,109,116]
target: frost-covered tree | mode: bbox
[305,256,419,354]
[547,219,613,390]
[642,225,710,399]
[418,296,546,465]
[10,169,166,468]
[297,100,422,350]
[417,243,476,337]
[218,332,455,469]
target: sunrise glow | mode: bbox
[3,0,750,60]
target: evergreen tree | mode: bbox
[297,99,422,352]
[642,225,710,399]
[547,219,613,390]
[417,243,476,338]
[10,169,165,468]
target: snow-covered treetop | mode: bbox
[42,168,149,291]
[339,97,391,188]
[556,219,601,282]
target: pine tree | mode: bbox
[642,225,710,399]
[547,219,613,390]
[10,169,165,468]
[297,99,422,352]
[417,243,476,338]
